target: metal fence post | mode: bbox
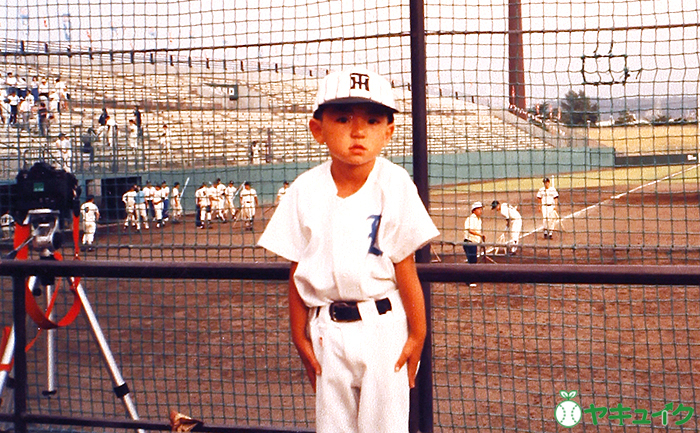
[13,273,28,433]
[410,0,433,432]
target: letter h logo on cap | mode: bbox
[349,73,370,92]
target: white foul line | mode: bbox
[514,163,700,246]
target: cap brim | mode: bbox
[314,97,399,114]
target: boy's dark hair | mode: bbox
[313,103,395,124]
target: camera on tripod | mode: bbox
[11,162,81,255]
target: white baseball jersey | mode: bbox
[537,186,559,205]
[259,157,438,433]
[276,186,288,202]
[143,186,155,202]
[499,203,521,221]
[171,186,180,204]
[122,190,136,208]
[240,188,257,207]
[195,187,209,207]
[216,183,226,199]
[80,202,99,223]
[464,213,483,243]
[258,157,439,306]
[206,186,218,202]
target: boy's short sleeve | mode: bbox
[257,184,305,262]
[381,167,439,263]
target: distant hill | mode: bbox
[543,96,697,123]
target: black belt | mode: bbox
[320,298,392,322]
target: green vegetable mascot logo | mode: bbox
[555,390,582,428]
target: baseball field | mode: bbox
[2,159,698,432]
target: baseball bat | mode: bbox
[180,177,191,196]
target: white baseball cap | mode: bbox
[471,201,483,212]
[313,67,398,116]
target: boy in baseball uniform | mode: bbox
[463,202,485,264]
[259,68,439,433]
[536,177,559,239]
[491,200,522,255]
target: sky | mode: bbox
[1,0,698,109]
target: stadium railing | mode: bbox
[1,259,698,433]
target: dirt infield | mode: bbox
[2,181,699,432]
[432,182,700,265]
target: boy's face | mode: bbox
[309,103,394,168]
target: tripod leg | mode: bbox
[72,279,145,433]
[45,282,57,396]
[0,326,15,397]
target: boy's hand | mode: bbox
[293,334,321,391]
[393,255,427,389]
[395,332,425,388]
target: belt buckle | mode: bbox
[329,301,359,322]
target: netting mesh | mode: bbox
[1,1,700,432]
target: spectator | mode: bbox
[80,127,98,168]
[159,124,172,162]
[17,76,28,99]
[54,76,68,111]
[98,107,108,126]
[5,72,17,95]
[18,96,33,131]
[37,102,49,137]
[38,77,50,102]
[54,132,72,172]
[7,91,19,125]
[127,119,138,148]
[48,89,60,113]
[133,105,143,140]
[30,76,39,101]
[105,115,118,148]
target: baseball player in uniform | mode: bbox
[171,182,183,223]
[275,181,290,205]
[134,186,149,230]
[143,181,155,221]
[80,195,100,251]
[536,177,559,239]
[463,201,485,264]
[153,184,166,227]
[259,67,439,433]
[491,200,522,255]
[239,181,258,230]
[161,181,170,222]
[195,182,211,229]
[122,185,137,229]
[224,180,238,221]
[214,178,227,222]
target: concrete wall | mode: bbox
[82,146,615,209]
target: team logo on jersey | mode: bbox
[349,73,370,92]
[367,214,382,256]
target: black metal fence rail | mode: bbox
[2,260,699,433]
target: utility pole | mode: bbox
[508,0,527,118]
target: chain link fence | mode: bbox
[0,1,699,432]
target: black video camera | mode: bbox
[12,162,82,225]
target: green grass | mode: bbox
[588,124,698,155]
